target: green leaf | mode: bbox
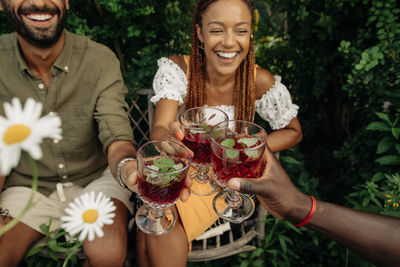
[366,122,390,131]
[48,249,58,262]
[280,156,302,165]
[153,158,175,169]
[371,172,385,182]
[238,137,258,147]
[245,150,259,158]
[171,163,183,171]
[392,127,400,140]
[252,248,264,257]
[47,239,59,251]
[376,136,394,154]
[221,138,235,148]
[40,223,50,234]
[211,129,223,140]
[226,149,239,159]
[285,222,303,234]
[395,144,400,154]
[252,260,265,267]
[199,125,211,130]
[278,235,288,253]
[375,112,391,124]
[24,246,45,258]
[312,235,319,247]
[375,155,400,165]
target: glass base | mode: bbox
[191,176,220,196]
[135,205,176,235]
[212,190,255,223]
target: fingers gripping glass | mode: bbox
[210,120,267,223]
[179,107,229,196]
[135,140,192,235]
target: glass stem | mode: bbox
[195,164,210,184]
[225,189,243,208]
[149,207,164,220]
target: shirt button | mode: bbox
[64,66,69,71]
[38,83,45,89]
[58,163,64,169]
[53,139,59,144]
[62,175,67,179]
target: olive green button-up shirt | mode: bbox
[0,31,134,196]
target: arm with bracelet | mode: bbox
[107,140,138,193]
[227,146,400,266]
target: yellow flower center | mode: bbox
[82,209,99,224]
[3,124,31,145]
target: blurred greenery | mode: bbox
[1,0,399,266]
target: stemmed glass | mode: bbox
[135,139,192,235]
[179,107,229,196]
[210,120,267,223]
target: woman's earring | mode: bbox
[250,34,254,39]
[199,41,204,50]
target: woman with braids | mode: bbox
[137,0,302,266]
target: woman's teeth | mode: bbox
[217,52,237,59]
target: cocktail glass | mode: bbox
[210,120,267,223]
[135,139,192,235]
[179,107,229,196]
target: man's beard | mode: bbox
[1,1,67,48]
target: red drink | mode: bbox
[211,135,266,187]
[138,159,188,205]
[182,128,211,165]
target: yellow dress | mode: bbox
[176,56,260,243]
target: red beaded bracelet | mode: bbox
[294,196,316,227]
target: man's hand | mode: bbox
[227,145,308,221]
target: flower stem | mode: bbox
[0,152,38,236]
[62,241,82,267]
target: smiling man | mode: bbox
[0,1,139,266]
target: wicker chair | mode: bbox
[129,89,268,262]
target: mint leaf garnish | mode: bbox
[226,149,239,159]
[154,158,175,169]
[245,150,259,158]
[199,125,211,130]
[189,129,204,134]
[221,138,235,148]
[238,137,258,148]
[147,165,160,171]
[211,129,223,140]
[171,163,183,170]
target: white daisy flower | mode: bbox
[61,191,116,242]
[0,97,62,175]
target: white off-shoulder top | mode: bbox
[150,57,299,130]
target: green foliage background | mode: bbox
[1,0,399,266]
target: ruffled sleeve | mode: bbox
[150,57,188,105]
[255,76,299,130]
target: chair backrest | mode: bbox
[128,89,268,262]
[127,89,155,146]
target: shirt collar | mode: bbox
[14,30,72,74]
